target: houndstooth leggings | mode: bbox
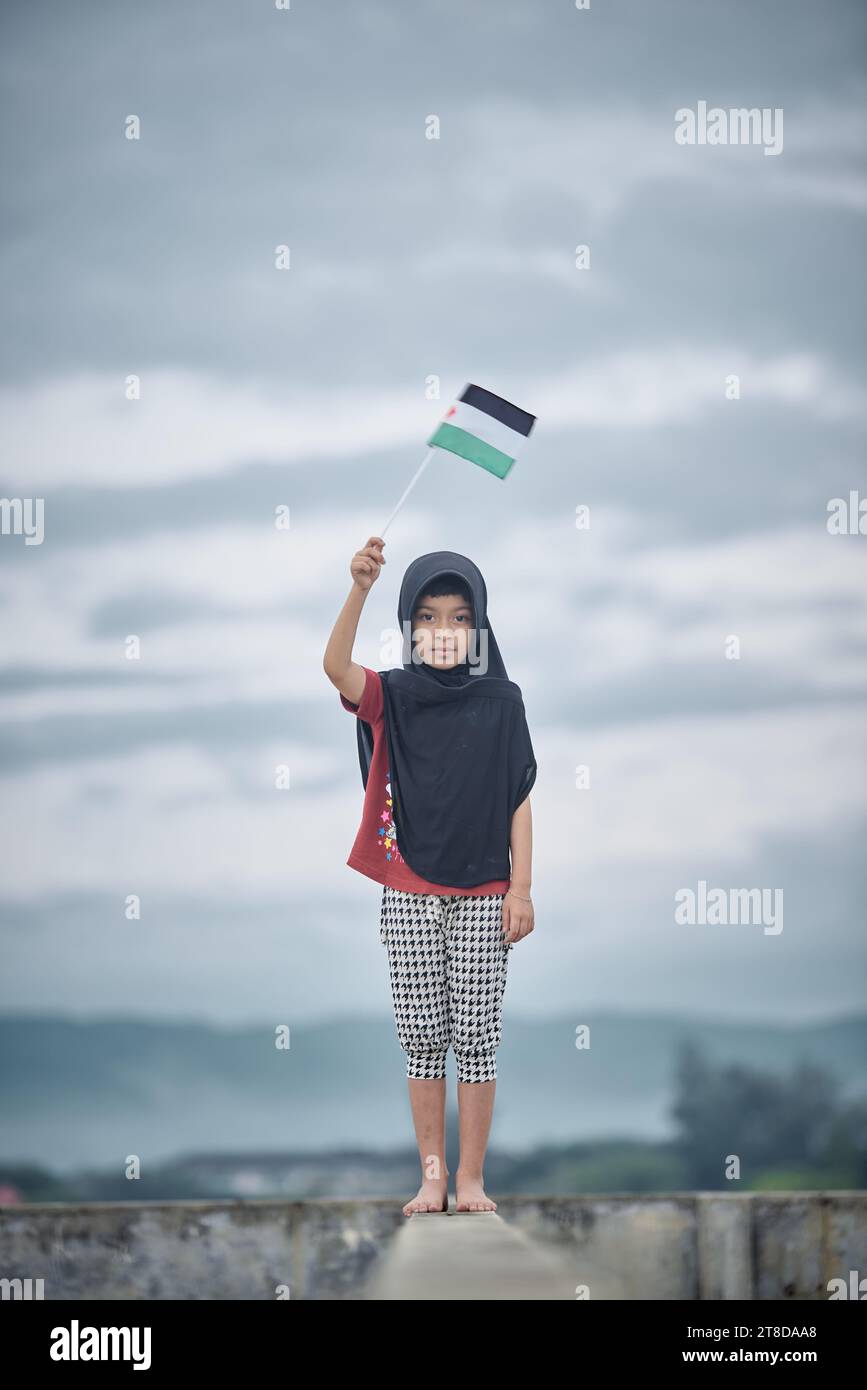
[379,885,513,1084]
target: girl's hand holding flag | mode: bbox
[351,536,386,591]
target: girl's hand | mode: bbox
[503,889,534,945]
[351,536,386,591]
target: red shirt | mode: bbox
[340,666,512,896]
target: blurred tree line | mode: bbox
[671,1040,867,1190]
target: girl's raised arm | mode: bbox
[322,537,386,704]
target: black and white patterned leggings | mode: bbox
[379,885,513,1084]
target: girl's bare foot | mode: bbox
[403,1175,449,1216]
[455,1170,496,1212]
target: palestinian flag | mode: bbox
[427,384,536,479]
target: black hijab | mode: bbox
[354,550,537,888]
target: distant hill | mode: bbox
[1,1012,864,1171]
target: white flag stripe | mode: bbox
[439,399,524,458]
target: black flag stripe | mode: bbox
[459,383,536,437]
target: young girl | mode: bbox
[324,536,536,1215]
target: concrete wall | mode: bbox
[1,1192,865,1300]
[504,1193,867,1300]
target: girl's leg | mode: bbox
[405,1075,447,1213]
[446,892,511,1212]
[380,887,450,1214]
[456,1079,496,1211]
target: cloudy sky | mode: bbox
[1,0,865,1030]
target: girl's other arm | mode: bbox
[323,536,386,705]
[509,794,532,896]
[504,795,534,943]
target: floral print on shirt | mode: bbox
[377,769,406,865]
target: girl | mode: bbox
[324,536,536,1214]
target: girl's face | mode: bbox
[411,593,474,667]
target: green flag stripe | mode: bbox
[428,423,516,479]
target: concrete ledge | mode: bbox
[1,1192,865,1300]
[364,1211,578,1300]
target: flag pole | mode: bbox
[380,448,435,536]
